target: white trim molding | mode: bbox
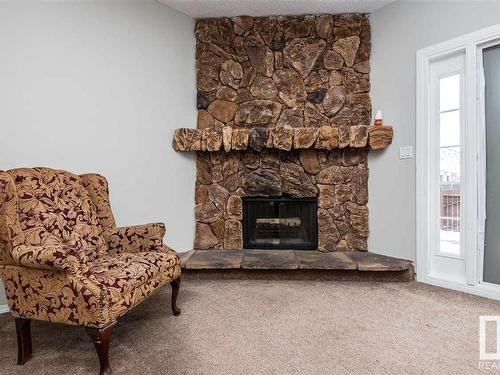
[416,23,500,301]
[0,304,9,314]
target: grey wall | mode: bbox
[0,1,197,308]
[369,0,500,261]
[483,45,500,285]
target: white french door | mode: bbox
[417,24,500,300]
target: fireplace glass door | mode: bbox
[242,197,317,250]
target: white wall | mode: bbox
[369,0,500,261]
[0,1,197,307]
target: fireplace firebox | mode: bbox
[242,197,318,250]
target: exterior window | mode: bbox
[439,74,461,255]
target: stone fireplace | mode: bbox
[172,13,393,252]
[192,147,370,251]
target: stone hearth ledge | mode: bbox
[181,249,413,274]
[172,125,393,152]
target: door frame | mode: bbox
[416,23,500,300]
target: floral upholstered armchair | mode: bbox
[0,167,181,375]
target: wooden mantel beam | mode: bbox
[172,125,393,152]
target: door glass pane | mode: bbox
[440,111,460,146]
[483,45,500,284]
[439,74,461,255]
[440,74,460,111]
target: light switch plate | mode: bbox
[399,146,413,159]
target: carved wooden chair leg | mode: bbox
[15,318,32,365]
[170,278,181,316]
[85,322,116,375]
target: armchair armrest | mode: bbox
[103,223,166,254]
[12,244,87,275]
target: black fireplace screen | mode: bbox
[242,197,318,250]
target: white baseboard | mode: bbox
[417,275,500,301]
[0,304,9,314]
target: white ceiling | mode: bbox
[159,0,396,18]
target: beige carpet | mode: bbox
[0,280,498,374]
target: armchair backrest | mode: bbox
[0,168,116,265]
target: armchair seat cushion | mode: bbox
[89,249,180,295]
